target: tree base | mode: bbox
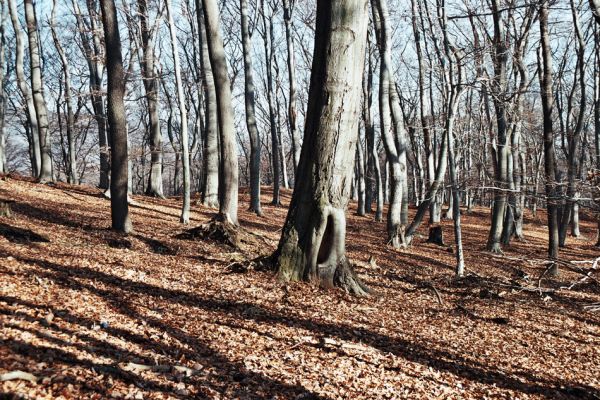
[486,242,503,254]
[182,219,240,248]
[0,200,13,218]
[427,226,445,246]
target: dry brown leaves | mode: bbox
[0,175,599,399]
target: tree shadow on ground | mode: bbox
[3,249,598,399]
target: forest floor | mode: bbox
[0,175,599,400]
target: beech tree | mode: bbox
[202,0,239,225]
[273,0,369,294]
[100,0,132,233]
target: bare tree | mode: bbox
[273,0,369,294]
[166,0,191,223]
[100,0,132,233]
[8,0,39,176]
[24,0,52,182]
[240,0,262,216]
[202,0,239,224]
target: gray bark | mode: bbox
[8,0,39,176]
[51,0,77,184]
[282,0,300,175]
[197,0,219,208]
[24,0,52,182]
[100,0,132,233]
[166,0,191,223]
[138,0,164,198]
[240,0,262,215]
[202,0,239,224]
[539,1,559,270]
[274,0,368,295]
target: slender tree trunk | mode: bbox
[51,0,78,184]
[282,0,300,176]
[197,0,219,208]
[372,0,408,248]
[202,0,239,224]
[273,0,368,295]
[138,0,163,197]
[165,0,190,223]
[8,0,40,176]
[539,1,559,271]
[24,0,52,182]
[0,2,5,174]
[261,0,280,205]
[100,0,132,233]
[73,0,109,189]
[240,0,262,215]
[356,131,366,216]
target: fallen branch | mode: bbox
[0,370,38,384]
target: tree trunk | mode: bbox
[202,0,239,224]
[51,0,78,184]
[0,1,6,174]
[166,0,191,223]
[240,0,262,216]
[73,0,109,189]
[273,0,368,295]
[356,131,366,216]
[261,0,281,205]
[24,0,52,182]
[539,1,559,272]
[197,0,219,208]
[372,0,408,248]
[100,0,132,233]
[138,0,163,198]
[282,0,301,176]
[8,0,40,176]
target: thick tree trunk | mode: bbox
[8,0,40,176]
[274,0,368,295]
[100,0,132,233]
[539,1,559,272]
[202,0,239,224]
[24,0,52,182]
[197,0,219,208]
[138,0,163,198]
[166,0,191,223]
[240,0,262,216]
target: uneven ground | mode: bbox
[1,175,599,400]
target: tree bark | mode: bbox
[196,0,219,208]
[165,0,191,223]
[240,0,262,216]
[282,0,300,176]
[100,0,132,233]
[138,0,163,198]
[51,0,78,184]
[261,0,281,205]
[273,0,368,295]
[0,2,5,174]
[24,0,52,182]
[539,1,559,271]
[8,0,40,176]
[73,0,110,189]
[202,0,239,224]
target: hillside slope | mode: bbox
[1,175,599,399]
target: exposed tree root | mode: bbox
[181,219,240,248]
